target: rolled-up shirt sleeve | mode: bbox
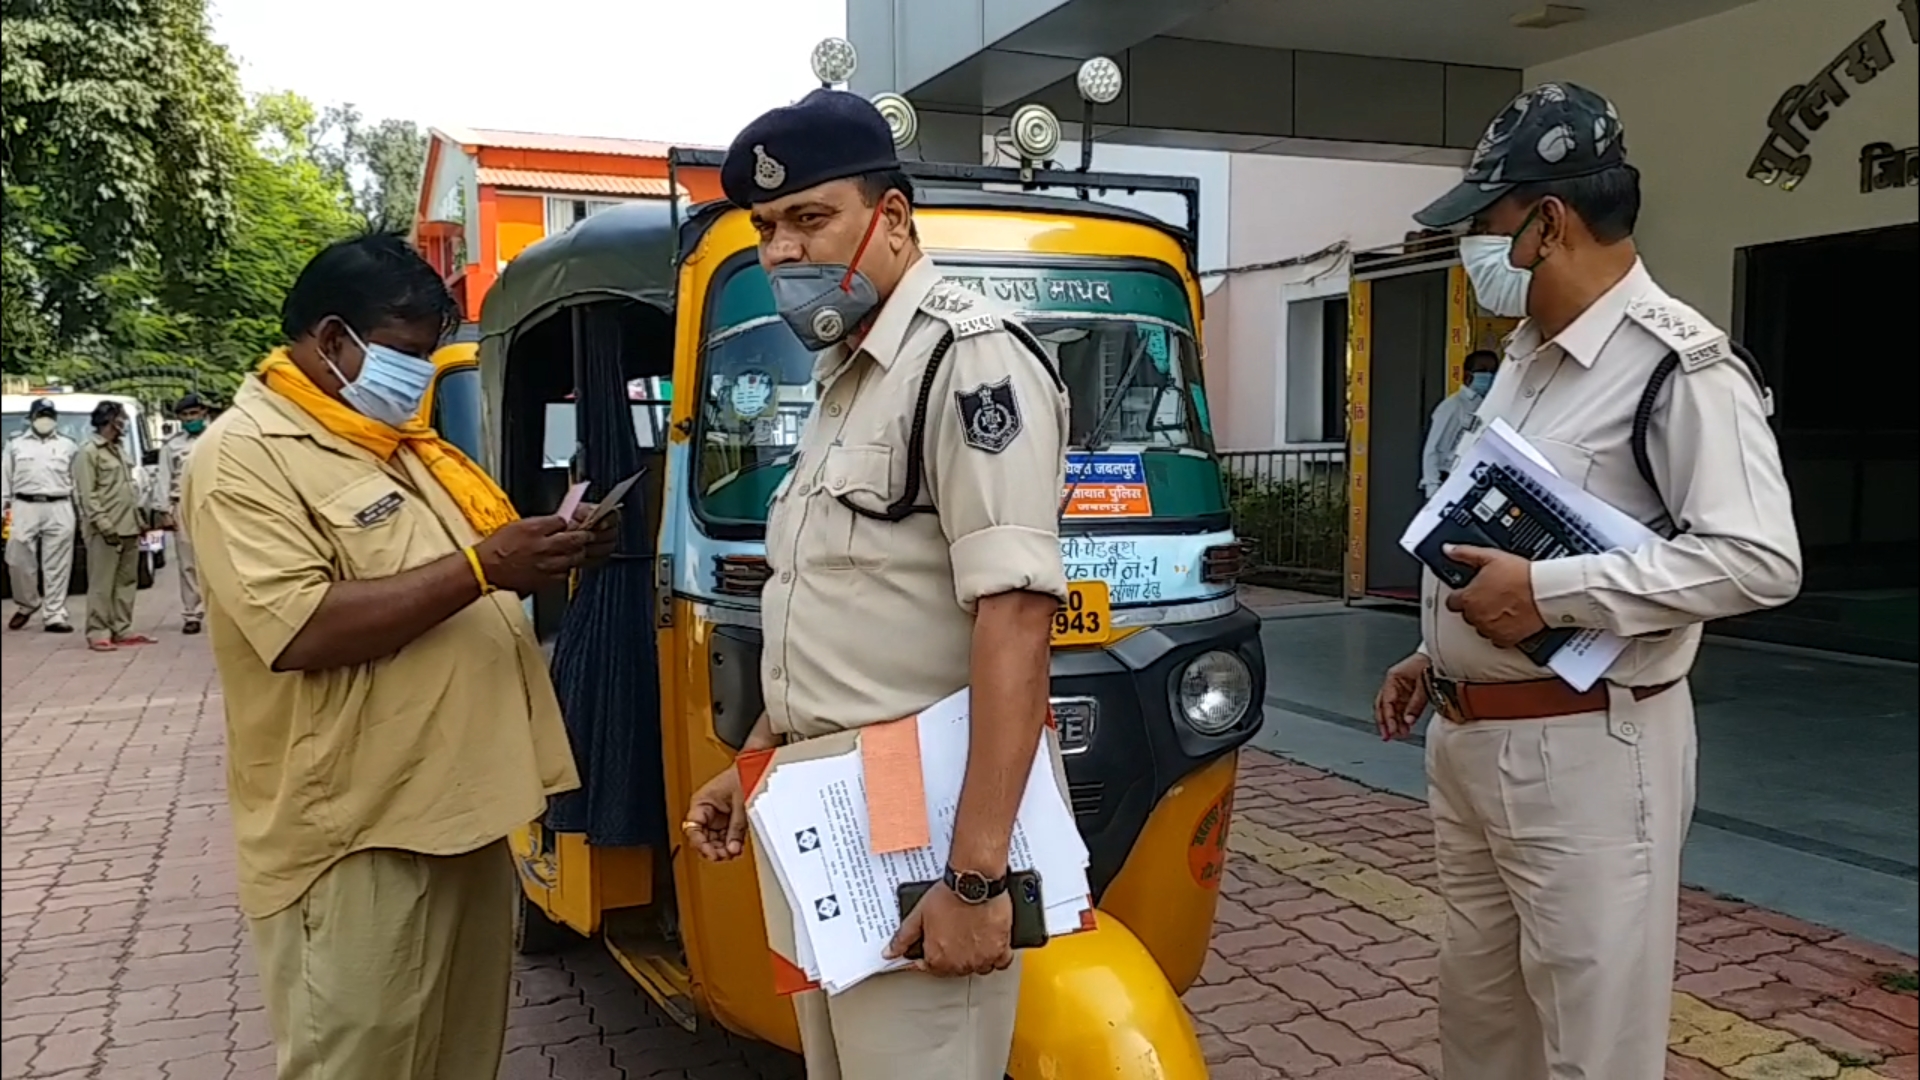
[926,326,1071,612]
[1530,354,1802,638]
[182,428,336,666]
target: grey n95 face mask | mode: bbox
[766,263,882,352]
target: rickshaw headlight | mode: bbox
[871,93,919,150]
[1177,650,1253,735]
[811,37,859,85]
[1009,103,1062,161]
[1076,56,1124,105]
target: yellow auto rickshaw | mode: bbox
[471,45,1267,1078]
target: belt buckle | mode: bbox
[1425,669,1465,724]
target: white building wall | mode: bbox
[1527,0,1919,328]
[1214,156,1460,451]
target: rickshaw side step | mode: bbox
[604,913,698,1032]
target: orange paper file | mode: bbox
[860,716,931,855]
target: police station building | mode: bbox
[849,0,1920,661]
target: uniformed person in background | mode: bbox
[1420,348,1500,498]
[1373,83,1801,1080]
[5,398,79,633]
[158,392,211,633]
[73,400,154,651]
[681,91,1070,1080]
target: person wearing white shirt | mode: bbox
[1420,349,1499,498]
[5,398,79,633]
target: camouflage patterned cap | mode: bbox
[1414,81,1627,228]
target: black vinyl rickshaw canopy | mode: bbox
[476,198,682,479]
[478,198,684,848]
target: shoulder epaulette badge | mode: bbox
[921,282,1002,340]
[1625,296,1728,372]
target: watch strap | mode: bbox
[943,865,1008,904]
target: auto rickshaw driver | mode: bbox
[681,89,1072,1079]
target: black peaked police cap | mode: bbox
[722,89,901,209]
[1415,81,1627,228]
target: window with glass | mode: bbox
[691,258,1218,527]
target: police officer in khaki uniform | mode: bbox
[680,91,1070,1080]
[158,392,210,633]
[1374,84,1802,1080]
[5,398,78,633]
[183,233,613,1080]
[72,401,153,651]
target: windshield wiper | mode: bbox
[1076,335,1153,453]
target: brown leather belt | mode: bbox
[1426,670,1679,724]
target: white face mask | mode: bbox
[30,416,57,437]
[1460,235,1533,319]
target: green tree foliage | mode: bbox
[317,103,428,234]
[51,92,365,401]
[3,0,431,401]
[1,0,249,350]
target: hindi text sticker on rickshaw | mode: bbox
[1063,452,1153,519]
[1188,788,1233,889]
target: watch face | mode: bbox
[952,871,991,904]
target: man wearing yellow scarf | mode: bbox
[180,233,617,1080]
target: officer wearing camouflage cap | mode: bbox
[681,89,1070,1079]
[1375,82,1801,1079]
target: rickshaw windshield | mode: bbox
[693,258,1215,527]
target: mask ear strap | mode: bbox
[838,205,887,293]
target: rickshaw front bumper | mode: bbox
[1009,909,1209,1080]
[1050,603,1267,899]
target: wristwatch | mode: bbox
[943,865,1008,906]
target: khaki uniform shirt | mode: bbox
[159,429,199,511]
[182,377,579,918]
[1423,259,1802,686]
[72,435,141,538]
[762,256,1071,739]
[3,432,77,501]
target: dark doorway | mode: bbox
[1362,268,1452,600]
[1726,222,1919,660]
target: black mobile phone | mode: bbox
[896,871,1050,961]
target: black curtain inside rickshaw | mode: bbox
[544,303,668,848]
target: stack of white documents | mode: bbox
[747,689,1092,995]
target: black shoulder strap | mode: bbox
[1631,340,1770,529]
[837,322,1062,523]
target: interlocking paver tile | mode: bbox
[1,578,805,1080]
[5,577,1915,1079]
[1198,748,1920,1078]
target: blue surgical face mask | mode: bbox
[1466,371,1494,396]
[326,322,435,428]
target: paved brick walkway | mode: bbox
[1203,755,1920,1079]
[4,575,1914,1078]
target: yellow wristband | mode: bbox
[463,546,496,595]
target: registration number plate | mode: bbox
[1052,580,1111,647]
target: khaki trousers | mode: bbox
[249,841,516,1080]
[793,960,1022,1080]
[83,531,137,641]
[7,500,75,627]
[175,526,203,620]
[1426,682,1696,1080]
